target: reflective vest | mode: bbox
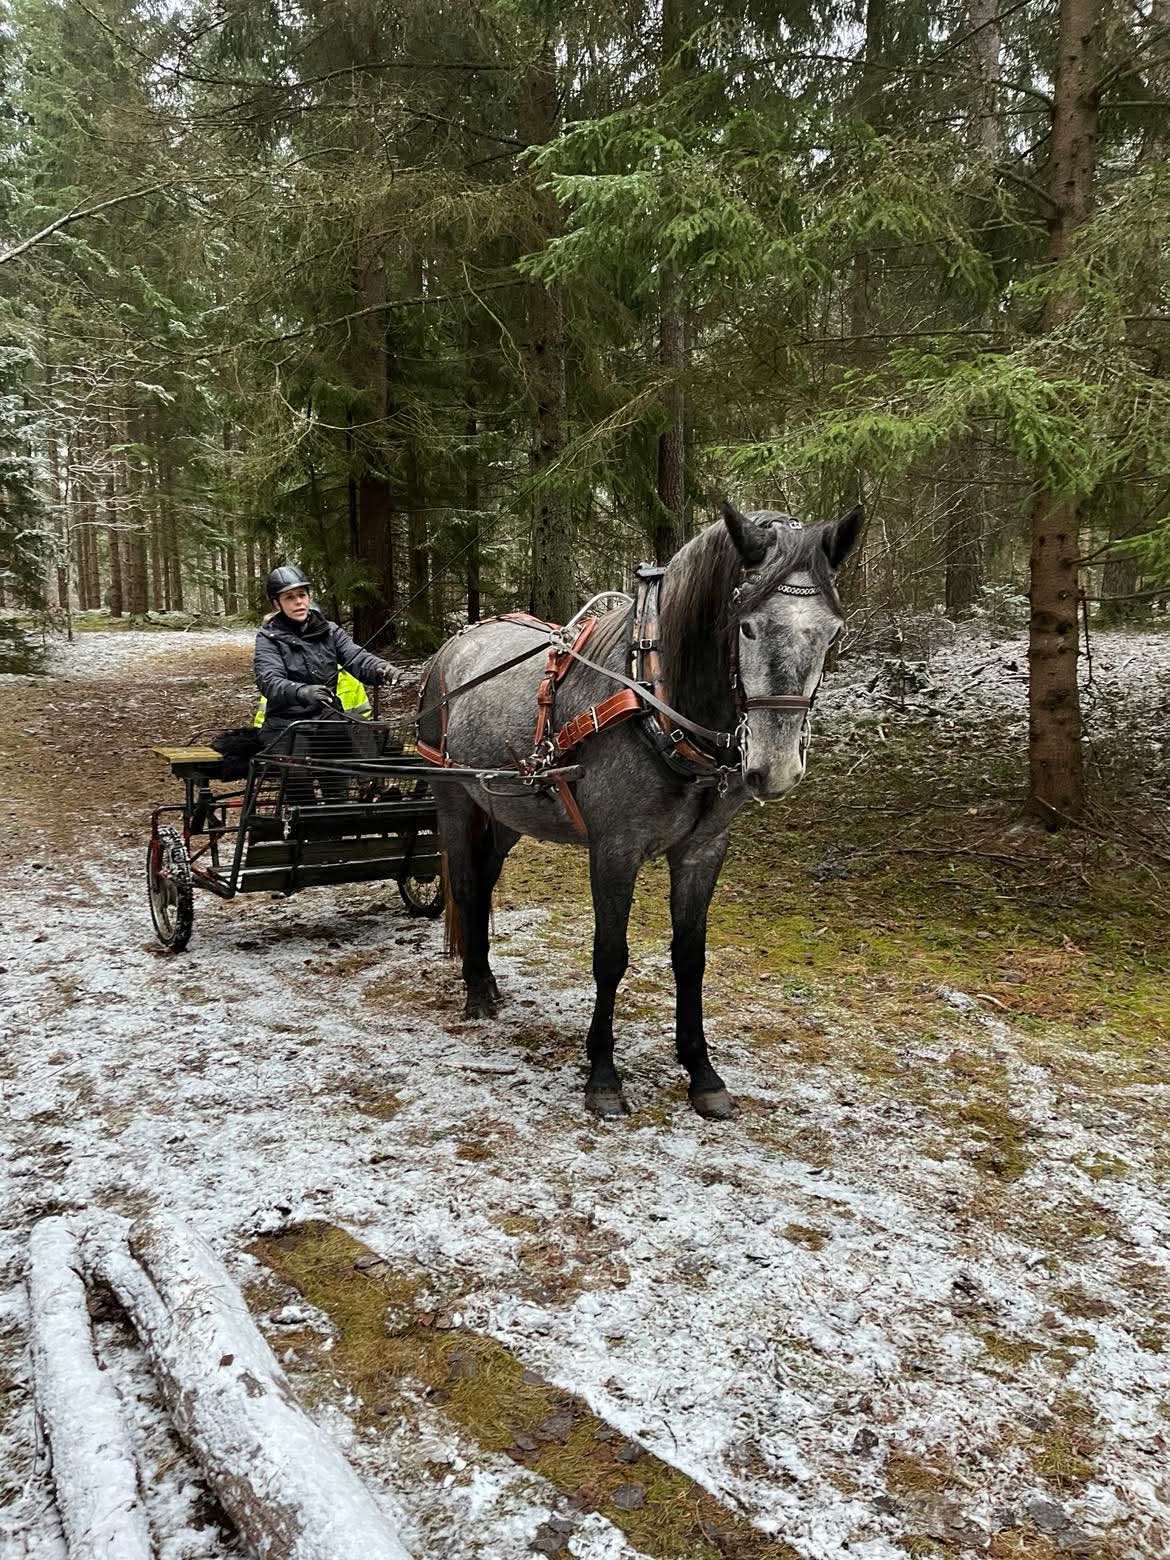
[254,667,372,727]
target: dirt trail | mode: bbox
[1,632,1168,1560]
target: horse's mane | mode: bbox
[660,512,836,722]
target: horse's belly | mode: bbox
[468,781,586,846]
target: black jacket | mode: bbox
[254,610,385,728]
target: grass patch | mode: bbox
[250,1221,798,1559]
[782,1223,829,1252]
[1029,1393,1099,1492]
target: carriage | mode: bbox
[146,716,447,952]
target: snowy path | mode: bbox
[0,628,1168,1560]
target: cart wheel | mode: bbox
[398,871,444,919]
[147,825,195,952]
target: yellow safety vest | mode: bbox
[254,668,372,727]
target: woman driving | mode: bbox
[254,565,392,737]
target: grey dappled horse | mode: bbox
[418,502,860,1119]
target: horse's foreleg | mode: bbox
[584,846,640,1118]
[442,800,517,1018]
[668,837,734,1120]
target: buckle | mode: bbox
[635,638,657,651]
[670,729,685,745]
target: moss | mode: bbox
[1079,1154,1128,1182]
[956,1099,1036,1182]
[250,1222,798,1560]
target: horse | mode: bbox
[417,500,861,1120]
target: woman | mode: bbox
[254,567,393,804]
[254,565,392,736]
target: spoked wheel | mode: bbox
[398,870,444,919]
[147,825,195,952]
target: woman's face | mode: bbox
[277,586,311,622]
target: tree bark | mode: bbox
[87,1216,411,1560]
[351,243,396,647]
[969,0,1002,155]
[655,308,687,562]
[942,0,1002,619]
[28,1219,154,1560]
[654,0,691,562]
[522,43,574,623]
[466,404,481,623]
[104,422,124,617]
[1026,0,1102,823]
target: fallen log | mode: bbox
[88,1215,411,1560]
[27,1217,154,1560]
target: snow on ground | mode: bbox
[37,628,254,681]
[1,626,1168,1559]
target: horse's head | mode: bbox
[721,499,862,800]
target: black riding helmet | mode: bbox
[265,564,312,602]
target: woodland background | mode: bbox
[1,0,1168,819]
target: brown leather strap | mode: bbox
[743,694,812,713]
[553,688,644,755]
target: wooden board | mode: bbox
[154,745,225,780]
[153,746,222,764]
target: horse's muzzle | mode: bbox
[744,757,806,800]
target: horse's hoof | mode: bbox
[585,1088,629,1119]
[463,990,498,1020]
[690,1088,736,1120]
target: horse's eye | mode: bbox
[740,621,756,640]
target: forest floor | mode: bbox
[0,625,1168,1560]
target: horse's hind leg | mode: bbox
[584,844,640,1117]
[441,794,517,1018]
[668,837,735,1120]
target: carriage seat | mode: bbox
[153,746,230,781]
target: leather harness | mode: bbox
[416,563,822,837]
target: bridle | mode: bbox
[725,575,830,784]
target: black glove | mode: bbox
[298,684,335,710]
[377,663,396,686]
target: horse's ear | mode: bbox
[719,500,769,566]
[823,503,864,570]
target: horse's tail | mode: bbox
[441,804,491,960]
[442,852,462,959]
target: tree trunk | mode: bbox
[406,258,430,628]
[105,435,124,618]
[351,245,396,648]
[969,0,1002,155]
[28,1220,153,1560]
[654,0,691,563]
[87,1217,411,1560]
[655,308,687,562]
[149,510,164,610]
[166,493,184,611]
[1026,0,1102,823]
[196,553,211,618]
[944,478,983,619]
[523,44,574,623]
[466,406,481,622]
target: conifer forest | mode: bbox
[2,0,1168,822]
